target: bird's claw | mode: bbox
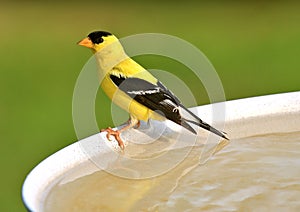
[101,127,125,150]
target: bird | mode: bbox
[78,31,229,150]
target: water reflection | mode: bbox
[45,131,300,211]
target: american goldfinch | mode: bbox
[78,31,229,149]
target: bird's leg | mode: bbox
[101,116,139,150]
[123,117,140,129]
[119,117,139,132]
[133,120,141,129]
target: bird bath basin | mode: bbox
[22,92,300,211]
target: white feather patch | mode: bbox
[127,88,160,95]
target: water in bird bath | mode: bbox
[44,131,300,211]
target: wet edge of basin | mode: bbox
[22,91,300,211]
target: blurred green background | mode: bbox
[1,1,299,211]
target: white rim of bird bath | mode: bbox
[22,91,300,211]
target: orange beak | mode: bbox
[77,37,93,48]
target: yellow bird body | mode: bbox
[78,31,228,149]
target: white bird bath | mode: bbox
[22,92,300,211]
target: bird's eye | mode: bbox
[88,31,112,44]
[94,37,104,44]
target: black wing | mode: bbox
[110,74,196,134]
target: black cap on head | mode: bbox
[88,31,112,44]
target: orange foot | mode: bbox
[101,127,124,150]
